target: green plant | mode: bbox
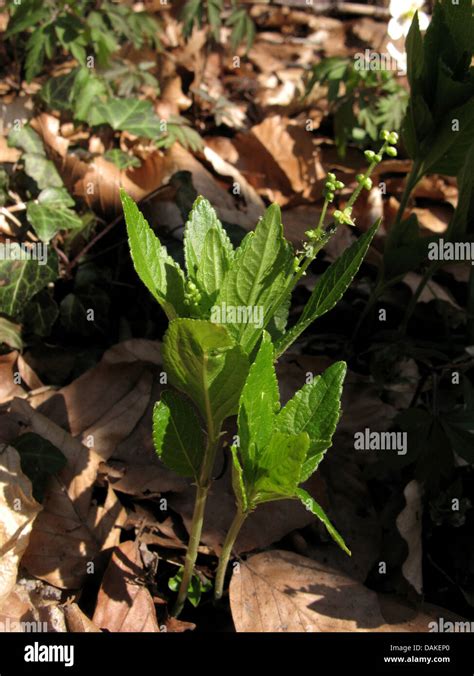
[4,0,160,82]
[120,133,398,615]
[181,0,255,52]
[356,0,474,336]
[306,57,408,157]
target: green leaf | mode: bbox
[153,391,205,478]
[405,12,424,90]
[422,98,474,176]
[168,567,211,607]
[251,431,309,503]
[27,188,82,242]
[12,432,67,503]
[0,317,23,349]
[24,154,63,190]
[59,286,109,337]
[296,488,350,555]
[230,445,248,513]
[217,203,294,354]
[448,143,474,238]
[276,220,379,356]
[276,361,346,481]
[25,28,46,82]
[5,0,49,36]
[184,196,233,310]
[0,249,58,319]
[23,288,59,337]
[89,98,163,138]
[237,332,279,482]
[8,125,44,155]
[103,149,141,169]
[121,190,187,320]
[162,319,248,427]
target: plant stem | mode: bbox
[214,509,248,601]
[172,421,221,617]
[172,483,208,617]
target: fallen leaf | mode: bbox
[63,603,101,632]
[11,398,124,588]
[230,550,467,632]
[396,480,424,595]
[0,445,42,605]
[92,541,160,632]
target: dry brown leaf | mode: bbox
[92,541,160,632]
[233,115,325,205]
[10,398,124,588]
[229,550,466,632]
[0,135,21,163]
[0,445,42,605]
[0,352,24,404]
[0,583,67,632]
[63,603,101,632]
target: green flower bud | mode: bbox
[388,131,399,145]
[380,129,390,141]
[327,172,336,182]
[356,173,365,184]
[386,146,397,157]
[335,180,345,190]
[364,150,375,162]
[326,191,335,202]
[374,153,382,163]
[363,177,373,190]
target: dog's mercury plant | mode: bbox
[120,132,396,615]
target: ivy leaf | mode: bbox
[251,431,309,504]
[89,98,163,138]
[7,124,44,154]
[276,220,379,356]
[276,361,346,482]
[237,332,279,483]
[162,319,248,427]
[121,190,187,320]
[103,149,141,169]
[27,188,82,242]
[0,249,58,319]
[0,317,23,349]
[217,203,294,354]
[153,391,205,479]
[12,432,67,503]
[23,288,59,337]
[296,488,350,555]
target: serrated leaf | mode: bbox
[217,203,294,354]
[296,488,350,555]
[276,220,379,356]
[0,249,58,318]
[25,28,46,82]
[162,319,248,427]
[12,432,67,503]
[251,431,309,504]
[121,190,187,320]
[237,332,279,482]
[153,391,205,478]
[230,445,248,513]
[27,189,82,242]
[276,361,346,482]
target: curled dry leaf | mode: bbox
[92,541,160,632]
[396,480,424,595]
[229,550,467,633]
[0,583,67,633]
[0,445,42,605]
